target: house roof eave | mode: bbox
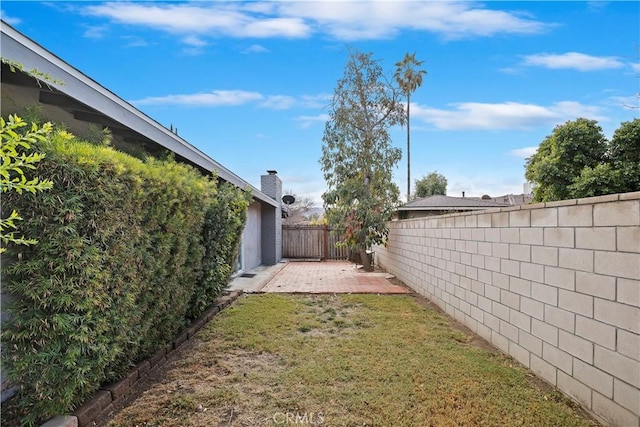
[0,21,278,208]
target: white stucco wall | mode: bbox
[242,201,262,271]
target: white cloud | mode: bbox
[278,1,551,40]
[260,95,297,110]
[243,16,310,38]
[498,67,521,75]
[131,90,326,112]
[122,36,149,48]
[182,35,207,47]
[412,101,605,130]
[300,94,332,109]
[82,1,551,43]
[522,52,624,71]
[296,114,329,128]
[243,44,269,54]
[131,90,264,107]
[83,24,108,39]
[509,147,537,158]
[1,11,21,26]
[84,3,310,38]
[587,2,609,12]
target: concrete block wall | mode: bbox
[374,192,640,427]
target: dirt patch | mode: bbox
[105,295,370,426]
[296,294,370,336]
[107,345,286,427]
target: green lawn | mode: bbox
[108,293,599,426]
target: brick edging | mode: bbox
[39,290,243,427]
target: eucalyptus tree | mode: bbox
[395,52,427,202]
[320,49,404,271]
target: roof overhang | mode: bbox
[1,21,278,208]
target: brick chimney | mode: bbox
[261,170,282,201]
[260,170,282,265]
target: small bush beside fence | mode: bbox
[1,118,250,426]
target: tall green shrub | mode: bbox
[0,115,53,252]
[189,182,250,319]
[2,119,249,425]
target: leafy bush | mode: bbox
[188,182,250,319]
[0,115,53,252]
[526,118,640,202]
[1,117,249,425]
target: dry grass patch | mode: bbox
[107,293,600,427]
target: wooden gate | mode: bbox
[282,225,348,260]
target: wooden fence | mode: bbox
[282,225,349,260]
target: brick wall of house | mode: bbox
[374,192,640,427]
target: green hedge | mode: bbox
[1,121,250,426]
[189,181,248,319]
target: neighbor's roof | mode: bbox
[0,20,278,208]
[399,195,511,211]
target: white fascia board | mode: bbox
[1,21,277,208]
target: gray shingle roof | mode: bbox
[399,195,511,211]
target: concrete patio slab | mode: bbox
[226,262,288,293]
[260,260,410,294]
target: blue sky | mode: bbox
[2,1,639,205]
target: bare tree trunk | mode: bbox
[359,168,373,272]
[359,244,373,272]
[407,93,411,202]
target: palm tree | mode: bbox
[395,52,427,202]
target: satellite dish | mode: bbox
[282,195,296,205]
